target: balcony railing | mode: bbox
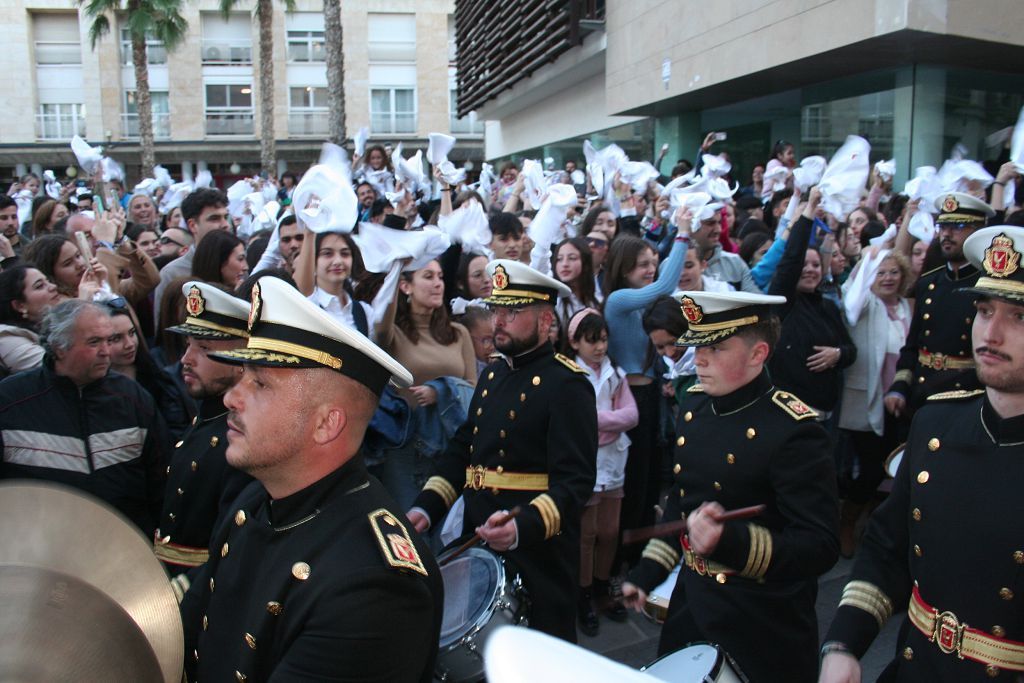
[370,113,417,135]
[288,111,330,137]
[201,39,252,65]
[122,112,172,139]
[35,113,86,140]
[205,111,254,136]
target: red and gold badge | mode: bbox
[680,296,703,324]
[983,233,1020,278]
[492,265,509,291]
[185,285,205,317]
[247,282,263,332]
[941,195,960,214]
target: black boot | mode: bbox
[577,586,599,637]
[594,577,628,622]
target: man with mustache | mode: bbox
[884,192,994,426]
[820,225,1024,682]
[154,282,253,580]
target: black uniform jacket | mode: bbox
[826,390,1024,682]
[181,456,443,683]
[630,370,839,683]
[156,396,253,571]
[413,342,597,642]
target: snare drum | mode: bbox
[642,643,748,683]
[644,565,679,623]
[435,546,529,682]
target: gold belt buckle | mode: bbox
[933,609,965,658]
[469,466,486,491]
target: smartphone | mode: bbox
[75,231,93,264]
[661,143,670,152]
[714,132,728,142]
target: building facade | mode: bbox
[465,0,1024,188]
[0,0,482,185]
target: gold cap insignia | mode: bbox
[248,282,263,333]
[983,233,1020,278]
[492,264,509,291]
[942,195,959,213]
[680,296,704,324]
[186,285,206,317]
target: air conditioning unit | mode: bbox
[203,46,222,62]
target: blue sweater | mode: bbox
[605,237,688,377]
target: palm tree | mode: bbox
[220,0,294,176]
[322,0,344,145]
[80,0,188,178]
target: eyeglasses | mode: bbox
[471,335,495,346]
[937,222,981,231]
[491,306,526,321]
[159,235,186,247]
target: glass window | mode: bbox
[33,14,81,65]
[287,30,325,62]
[370,87,416,134]
[119,28,167,66]
[206,85,227,108]
[37,103,86,140]
[367,14,416,63]
[205,83,254,135]
[229,84,252,107]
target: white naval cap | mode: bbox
[210,275,413,394]
[962,226,1024,303]
[935,192,995,225]
[167,281,250,340]
[484,259,571,306]
[673,290,786,347]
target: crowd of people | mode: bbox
[1,120,1023,682]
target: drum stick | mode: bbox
[438,506,522,567]
[620,504,766,546]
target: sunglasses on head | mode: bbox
[159,235,186,247]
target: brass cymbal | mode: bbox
[0,482,183,683]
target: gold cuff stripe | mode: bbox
[169,574,191,604]
[976,277,1024,296]
[423,476,458,509]
[844,580,894,617]
[248,337,343,370]
[740,523,772,579]
[153,541,210,567]
[646,539,681,568]
[530,493,560,539]
[840,580,893,628]
[688,314,760,332]
[184,316,249,338]
[894,369,913,384]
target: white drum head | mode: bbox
[642,644,719,681]
[438,546,503,648]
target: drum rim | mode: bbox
[437,546,507,650]
[641,642,725,678]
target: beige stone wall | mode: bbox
[168,4,205,140]
[0,2,37,141]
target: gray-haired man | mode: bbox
[0,300,167,535]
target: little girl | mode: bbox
[568,308,639,637]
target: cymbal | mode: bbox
[0,482,183,683]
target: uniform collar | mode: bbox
[198,395,228,421]
[944,262,978,281]
[504,341,553,370]
[265,456,369,529]
[710,369,774,416]
[981,394,1024,445]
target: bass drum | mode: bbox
[642,643,749,683]
[434,546,529,682]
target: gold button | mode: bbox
[469,445,474,454]
[244,633,256,650]
[210,436,219,447]
[177,488,184,496]
[986,664,1000,677]
[508,410,516,419]
[520,393,526,402]
[925,330,931,336]
[473,426,479,435]
[966,318,972,324]
[912,508,921,521]
[917,471,929,484]
[903,647,913,660]
[727,454,735,464]
[532,376,541,386]
[496,466,504,474]
[961,335,968,341]
[292,562,311,580]
[714,481,722,491]
[918,376,925,384]
[236,672,247,683]
[715,573,727,584]
[499,449,505,457]
[267,601,283,615]
[221,543,229,558]
[993,625,1007,637]
[165,465,170,475]
[927,438,940,451]
[488,371,494,380]
[684,411,693,422]
[500,430,506,438]
[925,298,932,305]
[746,428,756,439]
[676,436,685,447]
[482,389,488,398]
[914,545,922,556]
[928,283,935,290]
[923,313,930,320]
[168,513,176,521]
[191,461,198,471]
[1014,550,1024,564]
[476,407,482,416]
[1000,587,1014,600]
[209,578,215,592]
[673,464,681,474]
[235,510,246,526]
[679,488,685,497]
[194,649,199,662]
[202,615,208,630]
[192,416,198,425]
[175,440,183,448]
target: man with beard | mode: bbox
[820,225,1024,681]
[154,281,253,581]
[408,259,597,642]
[276,215,304,274]
[885,192,995,424]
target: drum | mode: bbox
[642,643,748,683]
[884,444,905,478]
[644,565,679,623]
[435,546,529,682]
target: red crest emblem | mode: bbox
[247,282,262,332]
[492,265,509,291]
[679,296,703,324]
[185,285,205,317]
[941,195,959,214]
[983,233,1020,278]
[387,534,419,564]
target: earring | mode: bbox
[20,310,28,319]
[406,294,412,304]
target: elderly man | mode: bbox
[180,276,442,682]
[0,300,167,535]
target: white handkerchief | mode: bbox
[818,135,871,219]
[907,211,936,244]
[438,160,466,186]
[570,169,585,186]
[903,166,940,205]
[619,161,660,193]
[354,127,370,158]
[159,182,193,215]
[133,178,159,197]
[353,222,451,273]
[194,170,213,189]
[365,169,395,197]
[450,297,487,316]
[705,177,739,201]
[1011,105,1024,173]
[868,224,898,247]
[153,165,173,188]
[701,154,731,179]
[874,159,896,181]
[427,133,456,166]
[521,159,546,207]
[527,184,577,249]
[394,147,427,193]
[71,135,103,174]
[792,156,827,192]
[761,160,790,199]
[659,170,698,196]
[293,164,358,233]
[226,179,254,218]
[477,163,496,204]
[438,199,491,253]
[100,157,125,183]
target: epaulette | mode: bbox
[771,390,818,420]
[927,389,985,402]
[554,352,588,374]
[368,509,427,576]
[687,384,705,393]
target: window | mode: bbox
[367,14,416,62]
[36,103,86,140]
[449,89,481,135]
[287,31,325,62]
[33,14,81,65]
[370,88,416,134]
[205,83,253,135]
[288,86,329,136]
[201,13,252,65]
[119,28,167,66]
[123,91,170,138]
